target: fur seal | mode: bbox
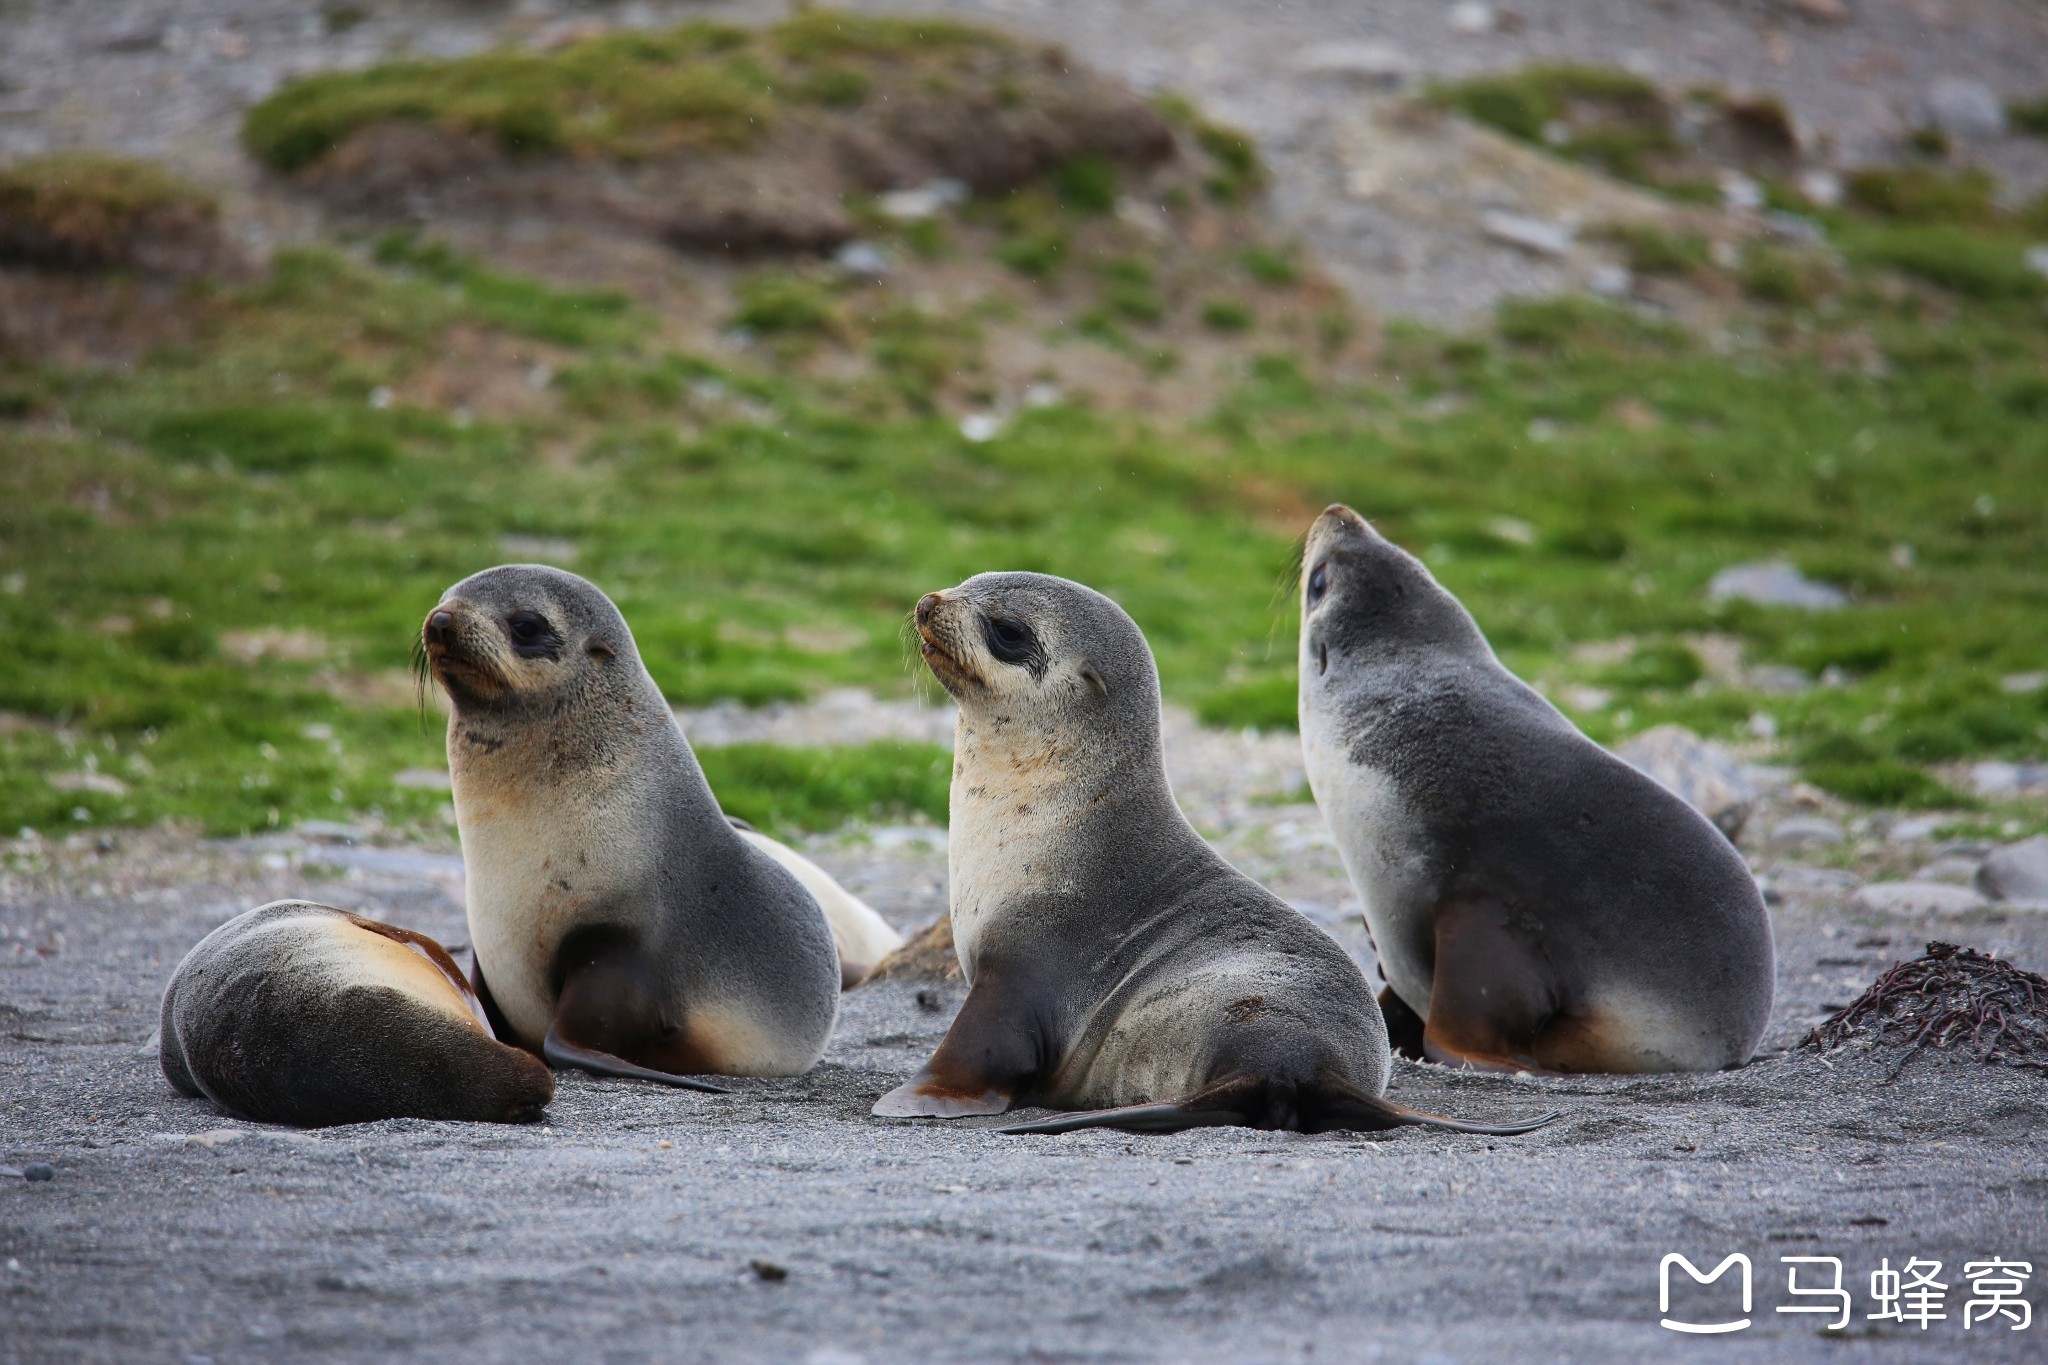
[725,818,904,987]
[873,572,1554,1136]
[426,564,840,1088]
[159,900,553,1127]
[1298,504,1775,1074]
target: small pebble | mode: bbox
[24,1163,54,1182]
[750,1258,789,1282]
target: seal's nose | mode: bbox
[425,610,457,648]
[914,593,942,627]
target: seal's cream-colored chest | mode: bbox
[454,772,645,1046]
[946,723,1080,975]
[1299,688,1439,1011]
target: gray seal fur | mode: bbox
[428,564,839,1086]
[874,571,1553,1136]
[159,900,553,1127]
[1298,505,1775,1074]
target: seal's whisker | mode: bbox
[409,632,434,735]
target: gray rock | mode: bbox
[1977,836,2048,903]
[1480,212,1574,258]
[1760,864,1860,901]
[292,820,364,844]
[1292,41,1413,89]
[1885,814,1948,843]
[1923,77,2007,139]
[1909,856,1981,886]
[1614,725,1757,840]
[1771,816,1846,850]
[23,1163,54,1182]
[1448,2,1497,35]
[1969,761,2048,797]
[1850,881,1986,916]
[876,179,968,222]
[1587,263,1633,297]
[834,241,890,279]
[1746,664,1813,695]
[1707,561,1847,610]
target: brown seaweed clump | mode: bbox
[1806,941,2048,1070]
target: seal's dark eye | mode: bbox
[982,615,1036,666]
[1307,562,1331,608]
[506,611,559,659]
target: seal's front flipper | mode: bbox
[542,1022,730,1093]
[546,927,729,1092]
[873,1081,1011,1118]
[1312,1074,1556,1136]
[871,965,1048,1119]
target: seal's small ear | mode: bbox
[587,640,615,662]
[1079,663,1108,696]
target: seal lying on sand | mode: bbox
[1298,505,1775,1074]
[874,571,1554,1136]
[427,564,841,1088]
[160,900,553,1126]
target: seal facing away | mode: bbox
[1298,505,1775,1074]
[427,564,840,1088]
[873,571,1555,1136]
[159,900,553,1127]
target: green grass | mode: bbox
[700,741,951,833]
[1427,64,1674,183]
[241,12,1007,172]
[6,174,2048,836]
[1593,223,1708,277]
[2012,95,2048,136]
[371,231,635,346]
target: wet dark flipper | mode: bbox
[1001,1073,1556,1138]
[1311,1073,1557,1136]
[542,1022,730,1093]
[873,962,1050,1119]
[998,1078,1261,1135]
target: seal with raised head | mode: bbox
[1298,504,1776,1074]
[425,564,840,1088]
[873,571,1554,1136]
[159,900,553,1127]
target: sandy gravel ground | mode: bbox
[5,703,2046,1363]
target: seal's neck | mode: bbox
[947,700,1189,952]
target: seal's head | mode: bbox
[914,571,1156,726]
[1300,504,1489,682]
[422,564,638,718]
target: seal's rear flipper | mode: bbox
[1313,1076,1556,1136]
[1000,1076,1263,1135]
[999,1102,1244,1135]
[542,1024,730,1093]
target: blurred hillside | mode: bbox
[0,1,2044,841]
